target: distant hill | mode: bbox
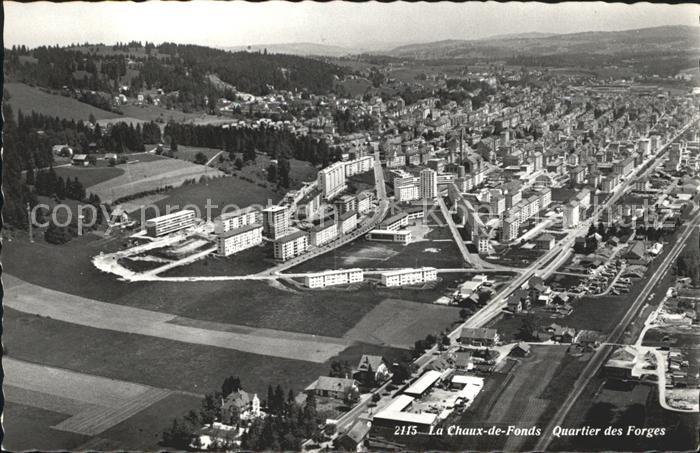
[223,43,353,57]
[386,25,700,59]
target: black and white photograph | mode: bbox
[1,1,699,451]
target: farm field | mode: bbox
[343,298,462,348]
[55,166,125,188]
[4,82,122,121]
[4,274,350,363]
[87,157,225,203]
[2,357,203,451]
[3,307,403,399]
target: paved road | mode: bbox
[534,208,700,451]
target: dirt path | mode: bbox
[4,273,351,363]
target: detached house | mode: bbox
[306,376,359,401]
[353,355,391,386]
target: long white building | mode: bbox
[214,207,262,234]
[381,267,437,287]
[366,229,412,245]
[302,268,364,288]
[217,223,263,256]
[145,209,196,237]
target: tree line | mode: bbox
[164,122,340,167]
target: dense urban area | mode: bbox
[2,24,699,452]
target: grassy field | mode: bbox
[160,244,275,277]
[88,157,225,202]
[172,145,223,165]
[343,298,462,348]
[2,402,90,451]
[147,175,282,220]
[55,166,125,188]
[290,236,465,273]
[4,82,121,121]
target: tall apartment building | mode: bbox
[318,161,346,200]
[563,201,580,228]
[214,207,262,234]
[420,168,438,200]
[501,216,520,242]
[394,175,420,202]
[145,209,196,237]
[217,224,263,257]
[262,205,290,240]
[273,231,308,261]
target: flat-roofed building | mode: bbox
[372,394,438,431]
[501,216,520,242]
[564,201,580,228]
[334,195,357,215]
[214,207,262,234]
[145,209,196,237]
[217,223,264,256]
[297,188,322,219]
[538,187,552,209]
[310,221,338,247]
[381,267,437,287]
[420,168,438,200]
[394,175,420,202]
[318,161,346,200]
[380,212,410,231]
[262,205,290,240]
[344,155,374,177]
[403,370,443,397]
[273,231,308,261]
[338,210,358,235]
[302,268,364,288]
[366,229,412,245]
[357,192,373,214]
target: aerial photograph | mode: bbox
[0,1,698,451]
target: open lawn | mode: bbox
[88,157,225,202]
[4,82,121,121]
[290,236,465,273]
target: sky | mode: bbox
[4,1,699,50]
